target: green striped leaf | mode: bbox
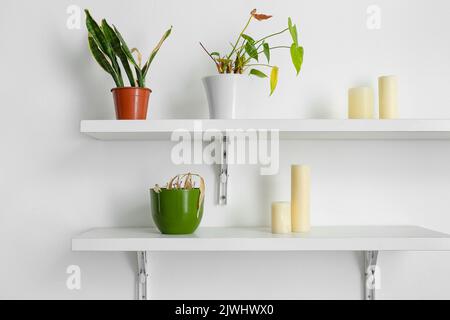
[102,19,135,86]
[112,25,143,86]
[112,25,139,69]
[85,10,123,86]
[85,10,108,53]
[88,35,120,87]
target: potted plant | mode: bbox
[200,9,304,119]
[150,173,205,235]
[85,10,172,120]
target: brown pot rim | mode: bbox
[111,87,152,93]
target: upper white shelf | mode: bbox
[72,226,450,252]
[80,119,450,140]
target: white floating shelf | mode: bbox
[80,119,450,140]
[72,226,450,252]
[72,226,450,300]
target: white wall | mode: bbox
[1,0,450,299]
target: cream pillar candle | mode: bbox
[348,87,374,119]
[271,202,291,234]
[379,75,398,119]
[291,165,311,233]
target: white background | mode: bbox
[1,0,450,299]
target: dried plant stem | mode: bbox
[158,173,205,210]
[199,42,218,63]
[131,48,143,68]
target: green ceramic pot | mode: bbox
[150,188,204,234]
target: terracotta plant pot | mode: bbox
[111,87,151,120]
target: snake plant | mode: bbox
[85,9,172,88]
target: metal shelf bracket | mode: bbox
[218,135,229,206]
[137,251,149,300]
[364,250,379,300]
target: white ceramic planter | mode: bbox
[202,74,242,119]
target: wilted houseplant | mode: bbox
[200,9,304,119]
[151,173,205,234]
[85,10,172,119]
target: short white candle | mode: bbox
[348,87,374,119]
[271,202,291,234]
[379,75,398,119]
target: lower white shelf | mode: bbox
[71,225,450,252]
[71,225,450,300]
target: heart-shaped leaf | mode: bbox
[249,69,268,78]
[290,44,303,75]
[270,66,279,95]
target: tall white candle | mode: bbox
[379,75,398,119]
[291,165,311,233]
[271,202,291,234]
[348,87,374,119]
